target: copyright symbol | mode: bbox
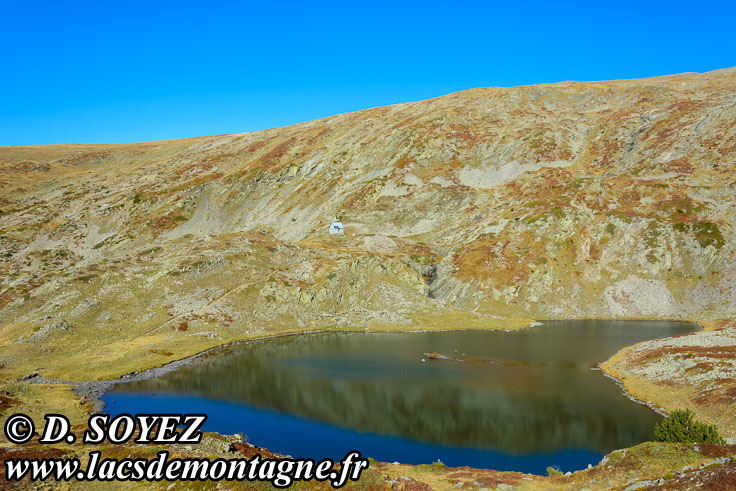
[4,414,35,444]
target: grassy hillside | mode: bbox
[1,68,735,453]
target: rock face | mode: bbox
[0,68,735,379]
[603,276,677,317]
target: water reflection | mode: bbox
[106,320,697,464]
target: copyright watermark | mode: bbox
[2,413,370,487]
[4,413,35,444]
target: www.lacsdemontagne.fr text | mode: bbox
[5,449,369,488]
[2,413,369,487]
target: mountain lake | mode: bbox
[102,319,699,474]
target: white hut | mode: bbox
[329,221,345,235]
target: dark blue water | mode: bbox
[102,320,698,474]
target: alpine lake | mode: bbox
[102,320,698,474]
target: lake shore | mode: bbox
[2,316,735,488]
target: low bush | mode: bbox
[654,409,725,444]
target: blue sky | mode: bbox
[1,1,735,145]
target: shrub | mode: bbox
[692,222,724,249]
[654,409,725,444]
[546,466,563,476]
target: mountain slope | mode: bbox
[1,68,735,433]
